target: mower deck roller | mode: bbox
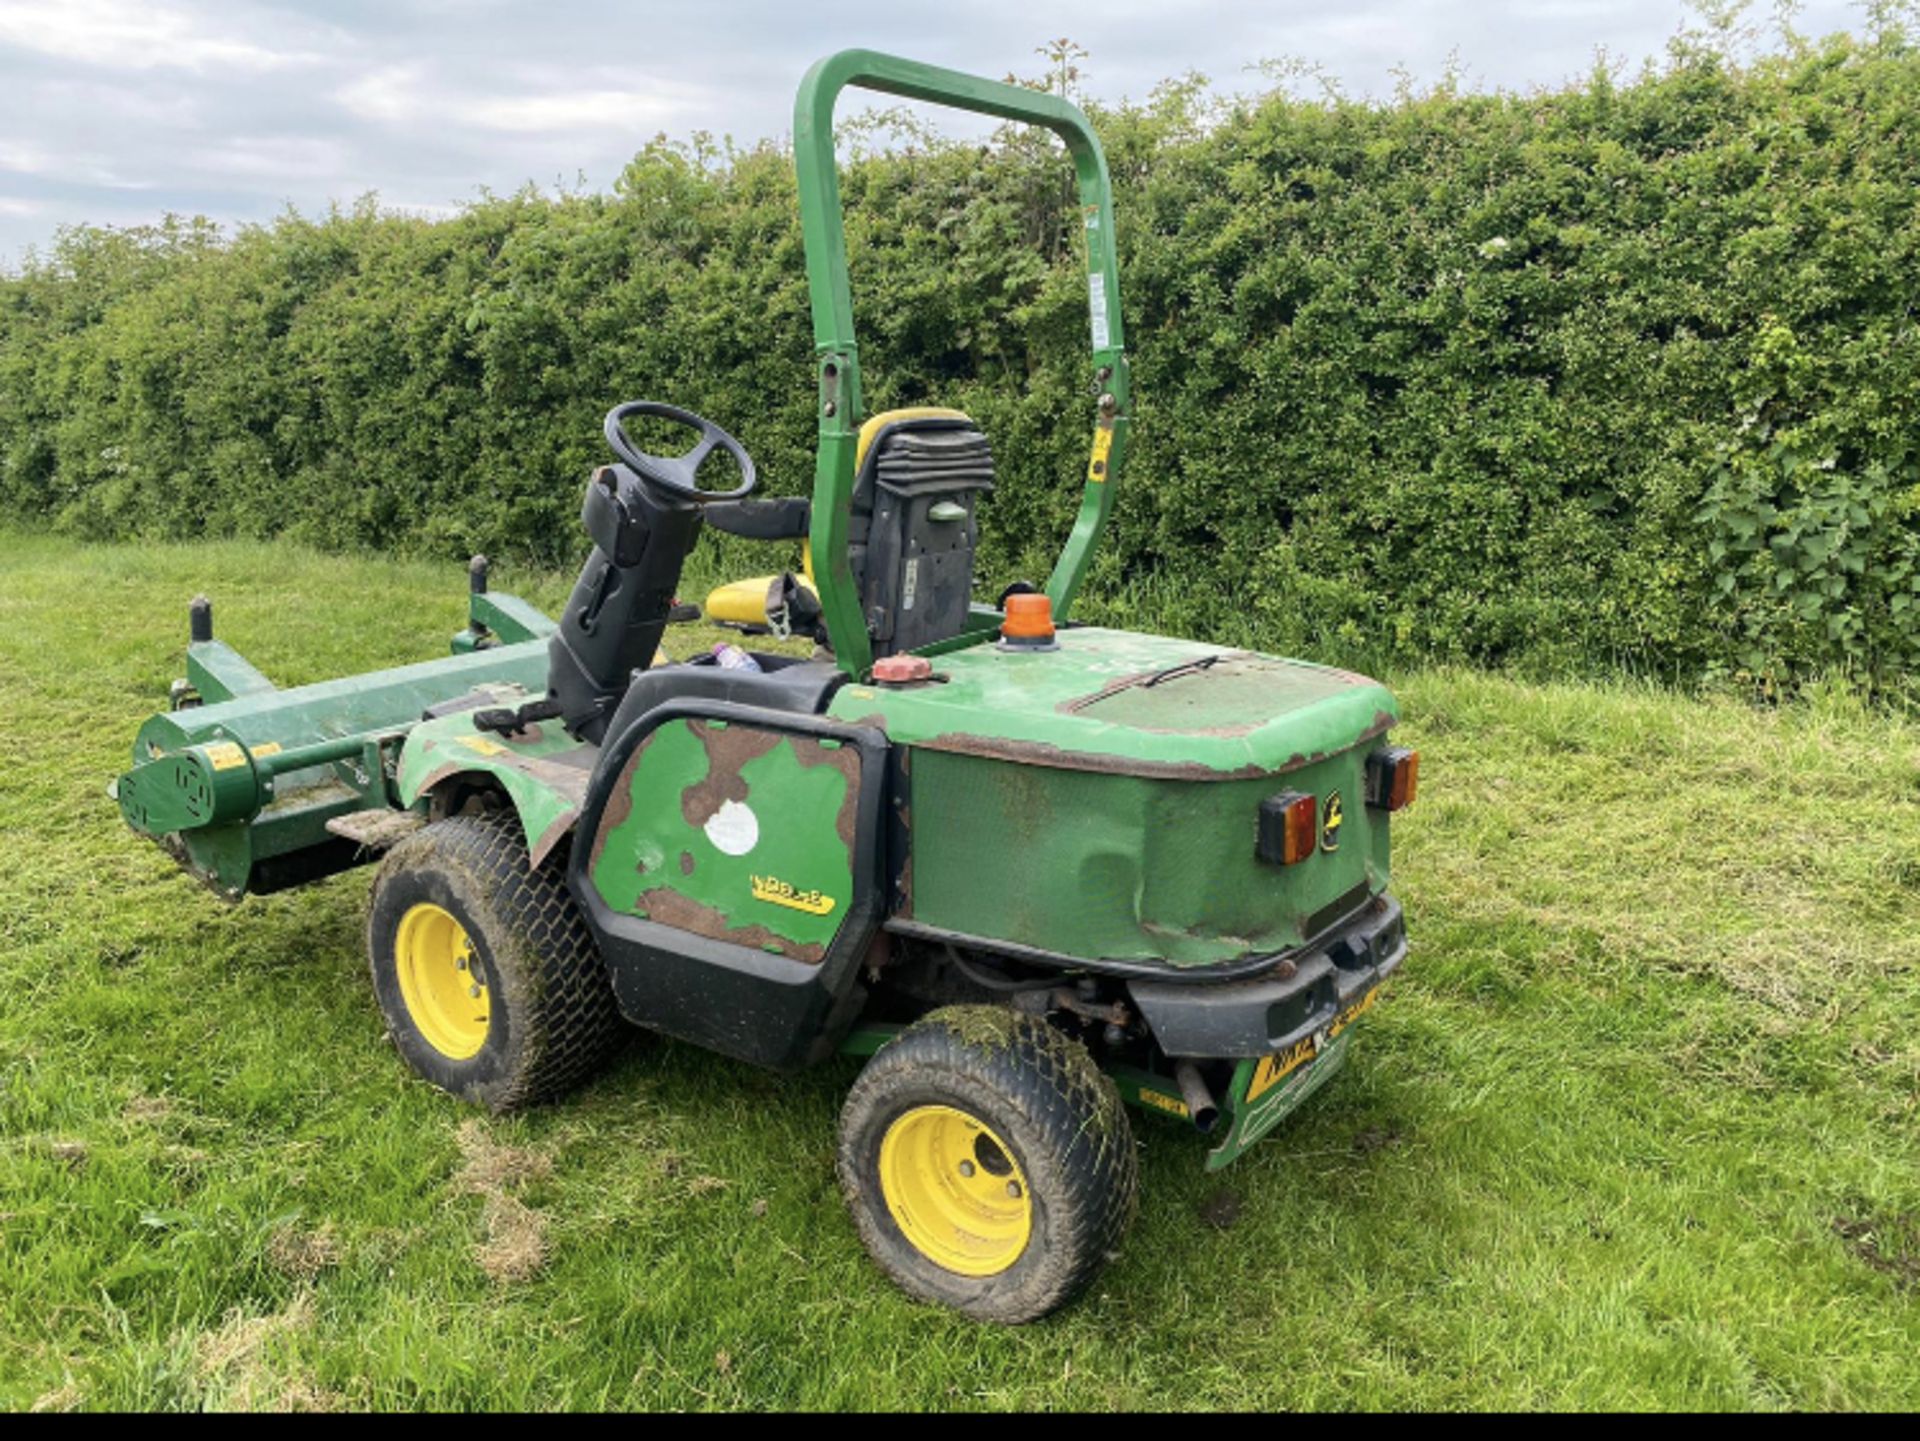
[115,591,553,898]
[115,49,1419,1324]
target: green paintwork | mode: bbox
[827,627,1395,778]
[584,718,860,959]
[1108,1042,1356,1171]
[186,640,274,704]
[793,50,1130,676]
[120,622,552,896]
[1104,1062,1202,1125]
[395,695,596,864]
[1204,1038,1353,1171]
[906,746,1385,964]
[829,627,1395,966]
[838,1022,904,1059]
[453,589,558,653]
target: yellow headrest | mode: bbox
[855,407,971,472]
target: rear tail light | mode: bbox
[1366,747,1419,811]
[1257,791,1320,866]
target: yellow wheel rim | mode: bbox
[394,903,490,1060]
[877,1105,1032,1277]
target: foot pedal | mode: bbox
[325,809,426,851]
[472,697,565,737]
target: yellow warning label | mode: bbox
[750,875,836,916]
[1246,987,1380,1102]
[202,741,248,772]
[1248,1034,1317,1103]
[1138,1088,1189,1119]
[459,735,508,757]
[249,741,283,760]
[1087,425,1114,483]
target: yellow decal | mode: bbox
[1247,1034,1318,1102]
[1246,986,1381,1102]
[1325,985,1378,1044]
[1087,425,1114,483]
[249,741,283,760]
[1321,790,1344,852]
[202,741,248,772]
[459,735,507,757]
[1138,1088,1189,1119]
[751,875,837,917]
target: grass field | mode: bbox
[2,527,1918,1410]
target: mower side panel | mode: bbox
[570,701,889,1070]
[584,717,862,959]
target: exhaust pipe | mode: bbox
[1174,1061,1220,1134]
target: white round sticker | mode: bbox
[703,799,759,857]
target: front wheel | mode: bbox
[366,812,623,1112]
[836,1006,1139,1323]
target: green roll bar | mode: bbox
[793,49,1133,676]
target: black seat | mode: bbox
[603,651,845,739]
[849,413,996,657]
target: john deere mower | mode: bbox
[113,51,1416,1323]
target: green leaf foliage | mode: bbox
[4,28,1919,690]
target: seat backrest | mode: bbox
[849,408,996,657]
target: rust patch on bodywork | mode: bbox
[587,732,656,875]
[413,762,466,803]
[791,737,865,851]
[638,885,827,964]
[416,758,584,870]
[679,850,695,876]
[917,732,1271,781]
[530,807,579,871]
[680,719,784,827]
[509,750,596,800]
[917,706,1398,782]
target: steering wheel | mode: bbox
[603,400,757,503]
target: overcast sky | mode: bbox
[0,0,1875,266]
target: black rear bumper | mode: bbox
[1125,893,1406,1059]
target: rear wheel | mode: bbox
[367,812,623,1111]
[837,1006,1139,1323]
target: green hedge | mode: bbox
[4,27,1919,690]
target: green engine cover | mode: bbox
[830,626,1400,968]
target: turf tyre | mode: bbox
[837,1005,1139,1323]
[367,812,622,1112]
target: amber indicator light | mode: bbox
[1001,593,1055,642]
[1366,747,1419,812]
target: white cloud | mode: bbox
[192,135,353,181]
[335,65,707,136]
[0,137,147,189]
[0,0,317,73]
[466,89,678,134]
[332,64,423,127]
[0,0,1881,266]
[0,140,53,174]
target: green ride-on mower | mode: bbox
[112,51,1417,1323]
